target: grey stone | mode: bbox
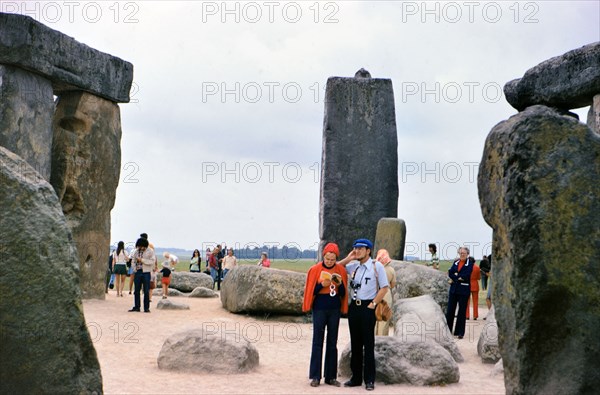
[393,295,463,362]
[50,91,122,299]
[491,359,504,377]
[587,94,600,135]
[0,65,54,180]
[478,105,600,395]
[389,261,449,312]
[477,306,500,364]
[504,42,600,111]
[374,218,406,260]
[189,287,219,298]
[354,68,371,78]
[153,288,186,297]
[220,265,305,315]
[319,72,398,255]
[158,329,259,373]
[157,271,214,292]
[0,13,134,103]
[156,299,190,310]
[0,146,102,393]
[338,337,459,385]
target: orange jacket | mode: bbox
[470,264,481,291]
[302,262,348,314]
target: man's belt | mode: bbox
[352,299,373,306]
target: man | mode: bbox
[445,246,474,338]
[129,237,156,313]
[339,238,389,391]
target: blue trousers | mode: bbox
[446,292,469,337]
[348,301,377,384]
[133,270,150,311]
[309,309,341,381]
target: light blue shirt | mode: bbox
[346,258,389,300]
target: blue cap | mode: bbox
[352,238,373,250]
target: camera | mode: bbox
[350,281,361,290]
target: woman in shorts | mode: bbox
[112,241,130,297]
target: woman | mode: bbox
[222,248,237,278]
[112,241,129,297]
[257,252,271,268]
[190,249,201,273]
[445,247,474,339]
[374,249,396,336]
[302,243,348,387]
[428,243,439,270]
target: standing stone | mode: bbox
[0,65,54,180]
[319,70,398,255]
[0,147,102,393]
[50,91,122,299]
[478,105,600,395]
[477,306,501,364]
[374,217,406,260]
[504,42,600,111]
[587,94,600,135]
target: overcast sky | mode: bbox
[15,1,598,259]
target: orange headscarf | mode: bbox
[302,243,348,314]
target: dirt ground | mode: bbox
[83,292,505,394]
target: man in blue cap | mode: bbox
[339,238,389,391]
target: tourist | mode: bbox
[222,248,237,278]
[257,252,271,268]
[190,249,201,273]
[427,243,439,270]
[445,247,474,338]
[205,248,211,270]
[338,238,389,391]
[128,237,155,313]
[480,254,491,290]
[208,250,219,288]
[160,261,172,299]
[216,244,225,282]
[374,249,396,336]
[303,243,348,387]
[163,252,179,271]
[105,251,113,294]
[484,270,493,319]
[112,241,130,297]
[466,259,481,320]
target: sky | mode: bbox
[9,1,598,259]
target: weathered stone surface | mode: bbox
[0,13,133,102]
[50,91,122,299]
[221,265,305,314]
[189,287,219,298]
[0,147,102,393]
[504,42,600,111]
[478,105,600,395]
[157,271,214,292]
[477,306,500,364]
[374,218,406,260]
[158,329,259,373]
[393,295,463,362]
[319,71,398,255]
[153,288,186,297]
[587,94,600,135]
[491,359,504,377]
[390,261,449,312]
[338,337,459,385]
[0,65,54,180]
[156,299,190,310]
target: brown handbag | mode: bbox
[374,263,392,321]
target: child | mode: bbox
[160,261,172,299]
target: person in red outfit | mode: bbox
[466,261,481,320]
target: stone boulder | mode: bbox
[220,266,305,314]
[478,105,600,394]
[156,299,190,310]
[338,337,459,385]
[374,217,406,260]
[0,13,133,102]
[491,359,504,377]
[158,329,259,373]
[0,147,102,393]
[189,287,219,298]
[319,71,398,255]
[157,271,214,292]
[393,295,463,362]
[389,261,449,312]
[504,42,600,111]
[153,288,186,297]
[587,94,599,135]
[50,91,122,299]
[477,306,501,364]
[0,65,54,180]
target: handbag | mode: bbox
[374,263,392,322]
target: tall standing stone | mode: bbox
[374,217,406,260]
[0,65,54,180]
[319,69,398,255]
[478,105,600,395]
[587,94,600,135]
[51,91,122,299]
